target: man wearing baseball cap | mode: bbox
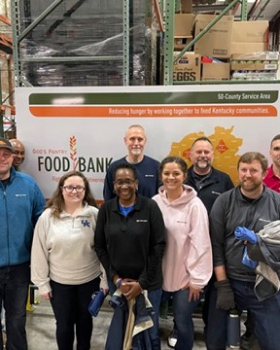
[0,137,45,350]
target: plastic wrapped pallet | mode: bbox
[18,0,154,86]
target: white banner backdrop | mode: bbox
[15,84,280,201]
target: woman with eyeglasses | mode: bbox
[31,170,108,350]
[94,163,165,349]
[153,156,212,350]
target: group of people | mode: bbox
[1,126,280,350]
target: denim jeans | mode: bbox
[50,277,100,350]
[0,262,30,350]
[162,289,201,350]
[146,288,162,350]
[205,278,280,350]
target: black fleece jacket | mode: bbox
[94,195,166,290]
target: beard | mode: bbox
[196,159,211,170]
[131,149,142,156]
[240,179,262,192]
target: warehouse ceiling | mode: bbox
[193,0,280,22]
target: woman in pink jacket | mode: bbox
[153,156,213,350]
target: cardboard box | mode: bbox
[231,42,268,55]
[181,0,193,13]
[231,52,279,71]
[231,70,278,81]
[194,15,234,59]
[202,62,230,81]
[232,21,269,43]
[173,52,201,82]
[174,36,193,50]
[174,14,195,37]
[231,52,279,61]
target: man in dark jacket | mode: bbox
[187,136,234,214]
[0,137,45,350]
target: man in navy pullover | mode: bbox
[103,124,160,200]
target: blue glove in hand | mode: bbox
[234,227,258,244]
[214,279,235,310]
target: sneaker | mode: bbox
[167,328,177,348]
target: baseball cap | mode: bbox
[0,137,14,152]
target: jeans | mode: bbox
[50,277,100,350]
[0,262,30,350]
[162,289,201,350]
[205,278,280,350]
[146,288,162,350]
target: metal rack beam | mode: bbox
[11,0,131,87]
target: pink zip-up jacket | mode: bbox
[153,185,212,292]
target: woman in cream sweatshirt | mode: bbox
[31,171,108,350]
[153,156,212,350]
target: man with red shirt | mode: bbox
[264,134,280,193]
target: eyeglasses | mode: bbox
[63,186,85,193]
[114,179,135,186]
[0,151,13,160]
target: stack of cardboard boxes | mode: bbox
[173,6,279,82]
[230,21,277,81]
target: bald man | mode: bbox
[103,124,161,201]
[10,139,25,170]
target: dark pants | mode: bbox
[50,277,100,350]
[161,289,201,350]
[205,278,280,350]
[0,262,30,350]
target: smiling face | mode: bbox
[190,140,214,174]
[161,161,186,193]
[124,126,146,161]
[0,148,14,180]
[62,175,86,206]
[238,160,266,197]
[114,168,138,205]
[10,139,25,168]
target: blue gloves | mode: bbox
[234,226,259,268]
[88,289,108,317]
[234,227,258,244]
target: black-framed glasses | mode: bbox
[114,179,135,186]
[63,186,85,193]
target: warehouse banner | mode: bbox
[16,84,280,201]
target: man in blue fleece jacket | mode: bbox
[0,137,45,350]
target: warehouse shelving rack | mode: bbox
[162,0,270,85]
[10,0,143,87]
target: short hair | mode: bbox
[113,163,138,181]
[237,152,268,173]
[46,171,97,217]
[191,136,213,149]
[159,156,188,177]
[270,134,280,148]
[125,125,146,139]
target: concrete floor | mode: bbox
[22,295,244,349]
[23,296,207,350]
